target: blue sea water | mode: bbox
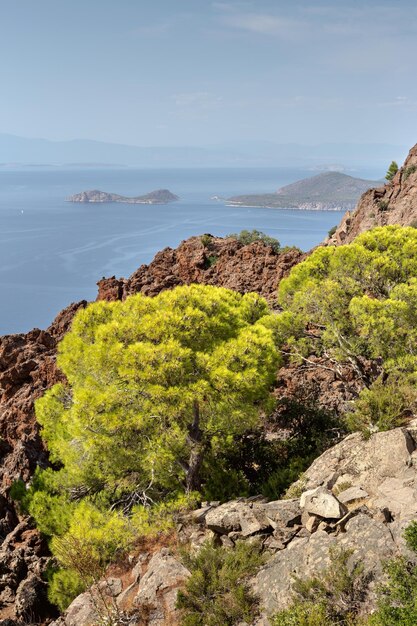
[0,166,358,335]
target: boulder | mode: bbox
[14,574,50,621]
[205,501,242,534]
[260,499,301,529]
[302,487,347,520]
[337,486,369,504]
[134,548,190,625]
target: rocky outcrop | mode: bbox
[55,422,417,625]
[97,236,305,308]
[329,143,417,244]
[68,189,179,204]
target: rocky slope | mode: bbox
[329,143,417,244]
[97,235,304,308]
[67,189,179,204]
[52,422,417,625]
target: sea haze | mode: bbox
[0,166,376,335]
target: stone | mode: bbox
[260,499,301,529]
[254,513,396,617]
[305,515,320,534]
[328,143,417,245]
[239,506,269,537]
[337,486,368,504]
[192,506,212,524]
[134,549,190,625]
[205,501,242,534]
[220,535,235,548]
[98,577,123,597]
[303,487,347,520]
[62,592,98,626]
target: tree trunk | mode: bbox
[185,400,204,493]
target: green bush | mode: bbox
[227,229,281,252]
[403,165,417,181]
[377,200,390,211]
[328,225,337,238]
[346,375,417,435]
[200,234,214,248]
[47,568,85,612]
[370,521,417,625]
[177,540,265,625]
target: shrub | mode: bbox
[227,229,281,252]
[205,254,218,267]
[47,568,85,612]
[328,225,337,238]
[200,234,214,248]
[377,200,390,211]
[370,521,417,625]
[403,165,416,181]
[346,375,417,435]
[278,226,417,371]
[177,540,265,625]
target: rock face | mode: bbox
[329,143,417,244]
[97,235,305,309]
[68,189,179,204]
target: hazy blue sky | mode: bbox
[2,0,417,147]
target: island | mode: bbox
[226,171,382,211]
[67,188,179,204]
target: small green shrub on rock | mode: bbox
[370,521,417,625]
[47,568,85,612]
[403,165,417,181]
[177,540,264,625]
[346,375,417,435]
[227,229,281,252]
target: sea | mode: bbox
[0,166,378,336]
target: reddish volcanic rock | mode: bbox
[0,301,86,621]
[328,143,417,245]
[97,236,305,307]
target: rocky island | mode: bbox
[227,171,382,210]
[67,188,179,204]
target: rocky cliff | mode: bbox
[97,235,304,308]
[329,143,417,244]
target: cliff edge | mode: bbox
[328,143,417,244]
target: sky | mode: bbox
[1,0,417,147]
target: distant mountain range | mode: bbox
[226,172,383,211]
[0,133,408,169]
